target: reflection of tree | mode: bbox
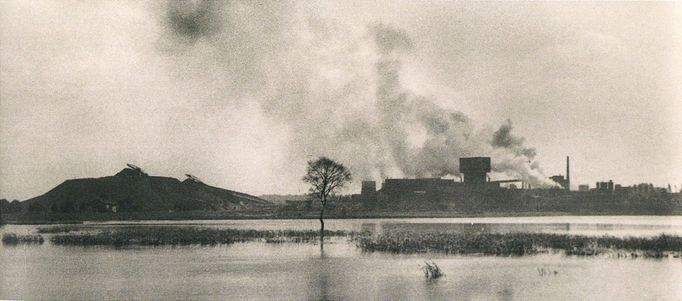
[420,272,444,300]
[320,243,327,259]
[305,257,332,300]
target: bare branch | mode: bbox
[302,156,352,203]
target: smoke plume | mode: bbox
[165,0,224,43]
[157,0,553,188]
[492,119,537,159]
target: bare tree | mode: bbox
[303,157,352,247]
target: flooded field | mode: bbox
[2,216,682,300]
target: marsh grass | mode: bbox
[2,233,45,245]
[356,232,682,258]
[35,225,682,258]
[421,260,444,279]
[50,227,352,247]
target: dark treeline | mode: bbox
[3,189,681,224]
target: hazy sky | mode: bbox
[1,1,681,200]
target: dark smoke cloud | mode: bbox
[492,119,537,158]
[166,0,224,43]
[156,4,553,187]
[492,119,523,148]
[371,24,413,54]
[158,0,292,94]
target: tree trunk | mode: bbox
[319,200,325,250]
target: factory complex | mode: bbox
[354,156,678,207]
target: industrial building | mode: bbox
[549,156,571,191]
[578,180,671,195]
[359,157,522,204]
[353,156,682,213]
[459,157,491,184]
[354,154,680,212]
[360,181,377,203]
[595,180,615,192]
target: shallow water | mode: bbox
[90,215,682,236]
[2,216,682,300]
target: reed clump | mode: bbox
[2,233,45,245]
[356,232,682,258]
[421,260,445,279]
[50,227,351,247]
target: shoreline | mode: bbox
[3,210,682,225]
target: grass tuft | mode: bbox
[2,233,45,245]
[421,260,445,279]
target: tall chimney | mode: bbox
[566,156,570,191]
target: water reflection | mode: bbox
[499,287,514,301]
[306,257,332,300]
[77,215,682,237]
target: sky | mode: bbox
[1,0,681,200]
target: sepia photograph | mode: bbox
[1,1,681,300]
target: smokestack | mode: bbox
[566,156,570,191]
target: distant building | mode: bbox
[595,180,615,193]
[631,183,668,195]
[459,157,491,184]
[550,175,568,190]
[578,185,589,192]
[549,156,571,191]
[615,184,633,193]
[634,183,654,193]
[365,156,521,204]
[360,181,377,203]
[381,178,457,195]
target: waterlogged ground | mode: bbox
[2,216,682,300]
